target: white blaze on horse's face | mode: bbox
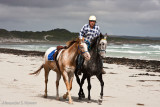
[79,42,91,61]
[99,37,107,58]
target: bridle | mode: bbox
[78,36,107,55]
[97,38,107,53]
[78,42,89,55]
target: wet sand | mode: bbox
[0,48,159,73]
[0,49,160,107]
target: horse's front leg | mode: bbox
[87,77,91,101]
[97,74,104,104]
[63,72,74,98]
[75,69,81,86]
[69,72,74,91]
[62,71,73,104]
[78,74,87,99]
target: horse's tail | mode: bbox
[29,64,43,76]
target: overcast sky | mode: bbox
[0,0,160,37]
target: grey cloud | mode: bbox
[0,0,63,8]
[0,0,160,36]
[0,0,94,8]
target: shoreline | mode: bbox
[0,48,159,73]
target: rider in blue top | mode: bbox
[77,15,106,74]
[79,16,100,42]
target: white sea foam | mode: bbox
[149,45,160,50]
[106,50,150,54]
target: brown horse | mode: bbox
[30,38,90,104]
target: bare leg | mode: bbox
[56,72,61,100]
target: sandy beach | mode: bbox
[0,53,160,107]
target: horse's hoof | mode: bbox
[78,97,82,100]
[81,94,85,98]
[44,94,47,98]
[68,100,73,104]
[79,94,85,99]
[87,100,91,103]
[68,101,73,104]
[98,99,103,105]
[56,97,60,100]
[63,94,67,99]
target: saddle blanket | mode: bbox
[45,47,64,61]
[47,47,57,61]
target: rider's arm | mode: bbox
[79,24,88,40]
[96,25,101,37]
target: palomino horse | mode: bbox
[75,33,107,104]
[30,38,90,104]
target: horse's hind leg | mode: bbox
[44,66,50,98]
[56,72,61,100]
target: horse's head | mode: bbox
[66,38,91,61]
[98,33,107,58]
[78,38,91,61]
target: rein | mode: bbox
[78,45,89,55]
[78,39,91,55]
[85,40,91,50]
[99,38,107,52]
[96,38,107,53]
[98,49,106,52]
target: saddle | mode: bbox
[53,45,67,61]
[53,45,67,72]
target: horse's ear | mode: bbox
[104,33,108,39]
[100,33,104,39]
[79,37,85,44]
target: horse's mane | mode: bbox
[66,33,103,49]
[90,33,103,49]
[90,36,99,48]
[66,38,79,47]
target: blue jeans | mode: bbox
[76,55,84,74]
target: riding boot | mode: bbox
[102,68,106,74]
[76,55,84,75]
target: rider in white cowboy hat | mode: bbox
[77,15,106,74]
[79,15,100,42]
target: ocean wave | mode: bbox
[108,44,146,49]
[106,50,154,54]
[141,44,151,46]
[108,45,134,49]
[149,45,160,50]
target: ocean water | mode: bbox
[0,43,160,61]
[106,44,160,60]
